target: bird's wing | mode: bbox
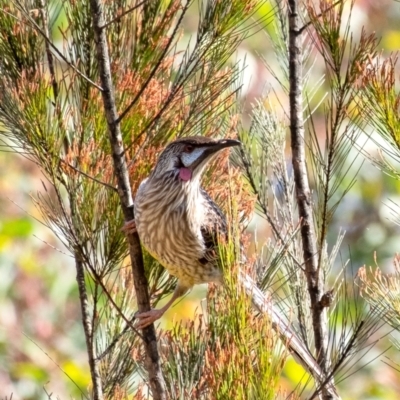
[198,188,227,265]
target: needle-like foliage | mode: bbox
[1,0,398,399]
[234,1,389,398]
[0,0,281,398]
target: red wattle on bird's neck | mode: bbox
[179,167,192,181]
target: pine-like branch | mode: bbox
[88,1,166,398]
[240,272,340,399]
[288,0,335,398]
[75,255,104,400]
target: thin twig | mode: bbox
[38,0,71,155]
[16,189,141,345]
[100,0,148,30]
[97,323,132,361]
[240,272,339,398]
[33,235,73,257]
[75,255,104,400]
[116,1,190,124]
[23,332,89,400]
[59,158,118,192]
[237,143,304,271]
[2,5,103,91]
[288,0,337,398]
[83,261,142,340]
[38,0,58,99]
[88,1,167,398]
[298,0,342,35]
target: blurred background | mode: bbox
[1,1,400,399]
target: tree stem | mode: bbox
[88,1,167,398]
[288,1,335,398]
[76,256,104,400]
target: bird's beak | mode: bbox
[191,139,241,171]
[209,139,241,152]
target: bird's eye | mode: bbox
[184,145,194,153]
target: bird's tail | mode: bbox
[239,271,340,399]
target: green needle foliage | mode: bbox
[2,0,400,399]
[0,0,283,399]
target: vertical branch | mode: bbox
[38,0,58,99]
[68,182,104,399]
[88,1,167,398]
[37,3,104,396]
[288,1,334,397]
[38,0,72,155]
[75,256,104,400]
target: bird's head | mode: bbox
[151,136,240,183]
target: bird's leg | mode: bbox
[122,219,136,234]
[135,284,188,329]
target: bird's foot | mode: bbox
[135,308,166,329]
[122,219,136,234]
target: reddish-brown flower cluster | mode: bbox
[62,138,114,184]
[206,147,256,231]
[158,301,283,399]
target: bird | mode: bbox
[128,136,339,398]
[129,136,232,328]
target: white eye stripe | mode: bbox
[181,148,204,167]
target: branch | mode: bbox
[37,0,72,154]
[240,272,339,399]
[288,0,337,398]
[2,4,103,91]
[88,1,167,398]
[97,323,131,361]
[67,181,103,399]
[237,143,304,272]
[38,0,58,99]
[298,0,342,35]
[116,1,189,124]
[75,255,104,400]
[100,0,148,30]
[59,158,118,192]
[24,333,88,399]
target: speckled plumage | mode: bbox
[135,137,234,295]
[135,177,224,288]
